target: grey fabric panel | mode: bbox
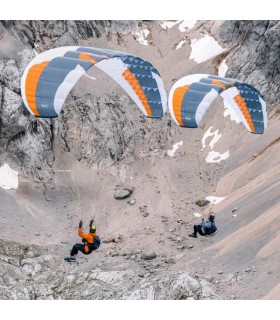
[63,51,81,59]
[207,75,239,85]
[183,89,212,102]
[237,82,264,99]
[76,46,128,58]
[190,82,223,94]
[36,57,92,117]
[64,50,105,63]
[180,97,201,127]
[48,56,91,70]
[199,77,233,89]
[236,83,265,133]
[121,56,163,118]
[179,83,215,127]
[34,97,56,118]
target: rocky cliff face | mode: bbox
[218,20,280,107]
[0,239,219,300]
[0,20,140,49]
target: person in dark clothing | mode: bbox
[64,219,101,262]
[189,213,217,238]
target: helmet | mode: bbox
[90,225,96,233]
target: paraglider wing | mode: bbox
[21,46,167,119]
[168,74,267,133]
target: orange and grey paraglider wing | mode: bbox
[21,46,167,119]
[168,74,267,133]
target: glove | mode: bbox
[79,220,83,228]
[89,219,94,227]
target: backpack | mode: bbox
[93,236,101,249]
[204,222,217,235]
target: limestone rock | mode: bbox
[219,20,280,107]
[141,251,157,260]
[170,273,201,299]
[195,199,210,207]
[114,187,133,200]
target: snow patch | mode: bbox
[160,21,180,30]
[178,20,197,32]
[190,35,225,63]
[202,126,222,150]
[205,196,226,205]
[223,101,241,123]
[218,59,228,77]
[0,163,19,190]
[132,29,150,46]
[193,212,202,218]
[176,40,186,50]
[161,20,197,32]
[167,141,183,157]
[206,150,229,163]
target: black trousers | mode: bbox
[193,225,205,237]
[70,244,92,256]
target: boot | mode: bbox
[188,233,197,238]
[64,256,76,262]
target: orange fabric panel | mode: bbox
[233,94,255,132]
[122,68,152,117]
[25,61,49,116]
[78,53,97,64]
[172,85,190,126]
[211,80,227,91]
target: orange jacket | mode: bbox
[78,227,97,253]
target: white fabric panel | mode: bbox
[259,96,268,130]
[54,65,86,115]
[220,87,251,132]
[195,89,219,125]
[96,58,148,116]
[27,46,80,68]
[151,71,167,114]
[168,97,180,126]
[168,74,208,125]
[21,46,80,115]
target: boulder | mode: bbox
[164,257,176,264]
[170,273,201,299]
[195,199,210,207]
[141,251,157,260]
[127,198,136,205]
[114,187,133,199]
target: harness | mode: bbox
[82,233,95,253]
[204,222,217,235]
